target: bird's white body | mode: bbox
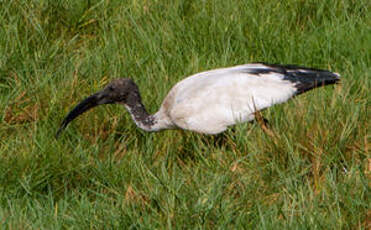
[151,64,298,134]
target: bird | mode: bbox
[56,63,340,138]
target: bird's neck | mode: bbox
[122,95,155,131]
[121,93,173,132]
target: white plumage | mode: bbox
[56,63,340,137]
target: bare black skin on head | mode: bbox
[56,78,153,138]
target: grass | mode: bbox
[0,0,369,229]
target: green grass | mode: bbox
[0,0,369,229]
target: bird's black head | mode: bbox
[102,78,140,104]
[56,78,139,138]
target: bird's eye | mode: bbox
[108,86,114,91]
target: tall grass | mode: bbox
[0,0,369,229]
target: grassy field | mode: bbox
[0,0,369,229]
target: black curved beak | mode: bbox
[55,90,113,138]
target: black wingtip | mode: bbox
[293,71,341,95]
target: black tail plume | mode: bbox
[263,63,341,95]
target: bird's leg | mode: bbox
[196,132,230,148]
[262,117,269,126]
[254,111,276,139]
[213,132,230,147]
[251,98,275,139]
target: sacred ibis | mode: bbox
[56,63,340,137]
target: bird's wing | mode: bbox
[164,64,291,133]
